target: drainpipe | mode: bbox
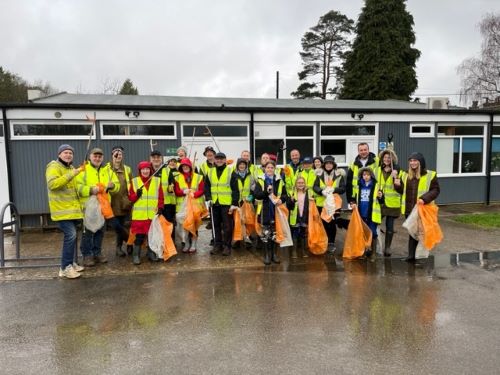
[485,112,494,205]
[249,111,255,162]
[1,107,13,205]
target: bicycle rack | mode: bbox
[0,203,61,269]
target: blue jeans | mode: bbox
[80,227,104,257]
[57,220,80,269]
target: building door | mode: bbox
[0,123,11,224]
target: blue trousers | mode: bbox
[57,219,80,269]
[80,226,104,257]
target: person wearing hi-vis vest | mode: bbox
[174,158,205,253]
[350,167,384,261]
[286,176,311,259]
[230,158,254,248]
[46,144,85,279]
[205,152,235,256]
[76,147,120,267]
[395,152,440,262]
[159,155,178,242]
[313,155,346,254]
[283,149,302,196]
[346,142,378,205]
[128,161,164,265]
[252,160,288,265]
[373,149,402,257]
[105,145,133,258]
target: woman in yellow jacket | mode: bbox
[45,144,85,279]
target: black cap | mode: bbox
[203,146,216,156]
[408,152,426,169]
[150,150,162,157]
[302,156,313,164]
[215,152,226,159]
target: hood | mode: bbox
[379,149,399,165]
[408,152,426,170]
[179,158,193,171]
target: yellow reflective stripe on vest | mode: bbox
[161,168,176,205]
[131,177,160,220]
[237,175,252,203]
[256,178,283,215]
[400,171,436,214]
[175,173,204,212]
[209,167,232,205]
[350,160,377,199]
[374,167,401,209]
[315,174,341,207]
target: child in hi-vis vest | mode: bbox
[286,176,311,258]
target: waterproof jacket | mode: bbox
[46,159,83,221]
[313,168,346,207]
[396,170,440,215]
[346,152,378,203]
[252,174,287,226]
[76,162,120,208]
[230,169,253,206]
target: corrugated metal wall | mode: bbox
[438,177,487,204]
[8,120,180,217]
[378,122,437,170]
[490,176,500,201]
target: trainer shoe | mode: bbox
[58,265,81,279]
[72,262,84,272]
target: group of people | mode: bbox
[46,141,440,279]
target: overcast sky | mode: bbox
[1,0,499,105]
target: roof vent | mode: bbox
[426,97,449,109]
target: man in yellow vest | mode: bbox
[346,142,378,205]
[205,152,236,256]
[76,147,120,267]
[283,149,302,196]
[199,146,216,177]
[395,152,440,262]
[159,155,178,242]
[46,144,85,279]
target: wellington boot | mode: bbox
[369,238,377,262]
[300,237,308,258]
[263,244,271,265]
[291,239,298,259]
[147,248,159,262]
[132,245,141,265]
[384,231,394,257]
[271,244,280,264]
[403,237,417,262]
[115,245,126,257]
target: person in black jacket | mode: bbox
[252,161,288,265]
[230,158,254,249]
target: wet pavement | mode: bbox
[1,253,500,374]
[1,204,500,373]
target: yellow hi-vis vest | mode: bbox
[199,161,214,177]
[175,173,204,212]
[46,160,83,221]
[284,164,301,195]
[350,158,378,200]
[400,171,436,215]
[315,173,342,208]
[131,176,160,220]
[373,167,402,209]
[76,162,120,208]
[161,167,177,205]
[237,174,253,204]
[289,190,308,226]
[297,168,316,194]
[256,177,284,215]
[209,167,232,205]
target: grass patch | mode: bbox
[453,213,500,228]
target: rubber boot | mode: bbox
[132,245,141,265]
[189,238,197,253]
[115,245,126,257]
[271,243,280,264]
[301,237,309,258]
[126,245,133,255]
[384,231,394,257]
[291,239,298,259]
[369,238,377,262]
[263,242,271,265]
[403,236,417,262]
[147,247,159,262]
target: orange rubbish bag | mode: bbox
[275,205,293,247]
[183,195,208,238]
[159,216,177,261]
[308,200,328,255]
[418,203,443,250]
[342,206,372,259]
[320,193,343,223]
[96,183,114,219]
[232,208,243,241]
[241,201,256,236]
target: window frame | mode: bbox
[492,125,500,176]
[10,120,96,140]
[437,123,487,177]
[409,123,435,138]
[319,122,378,167]
[100,121,177,140]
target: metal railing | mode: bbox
[0,202,60,268]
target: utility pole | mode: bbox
[276,71,279,99]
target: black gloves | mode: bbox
[136,187,143,198]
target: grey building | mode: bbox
[1,93,499,228]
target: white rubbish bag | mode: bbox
[84,195,105,233]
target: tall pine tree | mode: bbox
[338,0,420,100]
[118,79,139,95]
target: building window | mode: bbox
[410,123,435,138]
[183,125,247,137]
[492,126,500,173]
[101,122,176,139]
[11,121,93,140]
[254,123,315,165]
[319,124,377,165]
[437,125,485,175]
